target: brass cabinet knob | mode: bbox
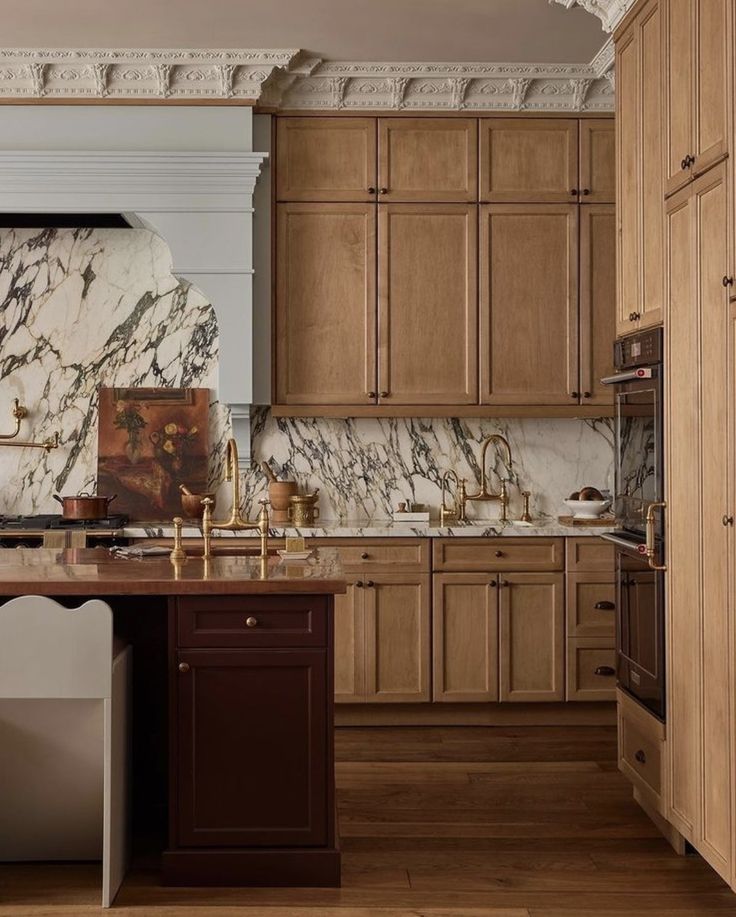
[245,616,258,628]
[367,391,376,399]
[178,662,190,673]
[361,552,369,559]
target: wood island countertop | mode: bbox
[0,547,347,596]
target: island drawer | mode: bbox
[566,638,616,701]
[566,573,616,638]
[432,538,564,572]
[308,539,429,573]
[176,596,328,648]
[617,688,665,812]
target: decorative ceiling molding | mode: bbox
[0,48,301,99]
[267,59,613,112]
[0,46,614,112]
[549,0,637,33]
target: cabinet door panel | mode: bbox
[480,119,578,202]
[665,184,700,837]
[580,205,615,405]
[176,649,327,847]
[579,119,615,203]
[433,574,498,703]
[378,119,477,201]
[694,165,731,874]
[480,204,578,404]
[334,584,365,703]
[379,204,478,404]
[616,24,640,336]
[365,575,430,702]
[692,0,730,178]
[276,117,376,201]
[639,0,665,329]
[276,203,376,404]
[664,0,694,196]
[499,573,564,702]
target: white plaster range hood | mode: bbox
[0,106,270,465]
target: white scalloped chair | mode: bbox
[0,595,131,907]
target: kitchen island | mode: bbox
[0,547,346,889]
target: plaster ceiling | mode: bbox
[1,0,606,64]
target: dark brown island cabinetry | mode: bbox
[164,594,340,887]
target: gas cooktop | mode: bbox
[0,513,129,530]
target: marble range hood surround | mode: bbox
[0,106,269,464]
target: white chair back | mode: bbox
[0,595,112,699]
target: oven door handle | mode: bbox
[600,368,654,385]
[645,501,667,571]
[600,532,644,553]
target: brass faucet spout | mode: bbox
[465,434,514,523]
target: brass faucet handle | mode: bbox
[12,399,28,420]
[521,490,532,524]
[170,516,187,564]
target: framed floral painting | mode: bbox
[97,387,209,521]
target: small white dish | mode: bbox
[563,499,612,520]
[277,549,313,562]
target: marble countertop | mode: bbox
[125,518,615,540]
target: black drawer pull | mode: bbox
[634,749,646,765]
[594,600,615,610]
[594,665,615,677]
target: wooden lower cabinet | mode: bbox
[334,584,365,702]
[433,574,498,702]
[365,575,431,702]
[499,573,565,702]
[174,648,328,848]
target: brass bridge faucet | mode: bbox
[440,469,467,525]
[200,437,270,561]
[464,434,514,523]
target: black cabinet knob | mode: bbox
[723,276,734,288]
[489,580,498,587]
[571,391,580,399]
[582,188,591,196]
[583,391,592,398]
[634,749,647,765]
[570,188,578,196]
[367,187,376,194]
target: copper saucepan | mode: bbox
[53,491,118,520]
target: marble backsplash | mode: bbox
[243,411,614,523]
[0,226,614,522]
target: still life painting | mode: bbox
[97,387,209,521]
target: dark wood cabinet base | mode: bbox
[161,847,341,887]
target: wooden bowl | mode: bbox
[181,492,216,519]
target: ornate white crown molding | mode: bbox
[549,0,637,32]
[0,46,614,112]
[0,48,301,99]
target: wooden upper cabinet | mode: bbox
[616,0,664,336]
[276,117,376,201]
[579,119,615,203]
[498,573,565,702]
[579,205,615,406]
[378,204,478,404]
[664,0,730,197]
[480,204,578,405]
[479,119,578,202]
[276,203,376,404]
[377,118,478,201]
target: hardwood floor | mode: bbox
[2,726,735,916]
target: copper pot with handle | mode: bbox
[53,491,117,520]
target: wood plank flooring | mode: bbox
[2,725,735,915]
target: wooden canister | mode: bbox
[268,480,298,523]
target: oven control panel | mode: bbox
[615,327,663,370]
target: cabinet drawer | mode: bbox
[177,596,328,648]
[567,574,616,638]
[618,688,665,811]
[566,537,615,572]
[433,538,564,572]
[567,638,616,701]
[310,539,429,573]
